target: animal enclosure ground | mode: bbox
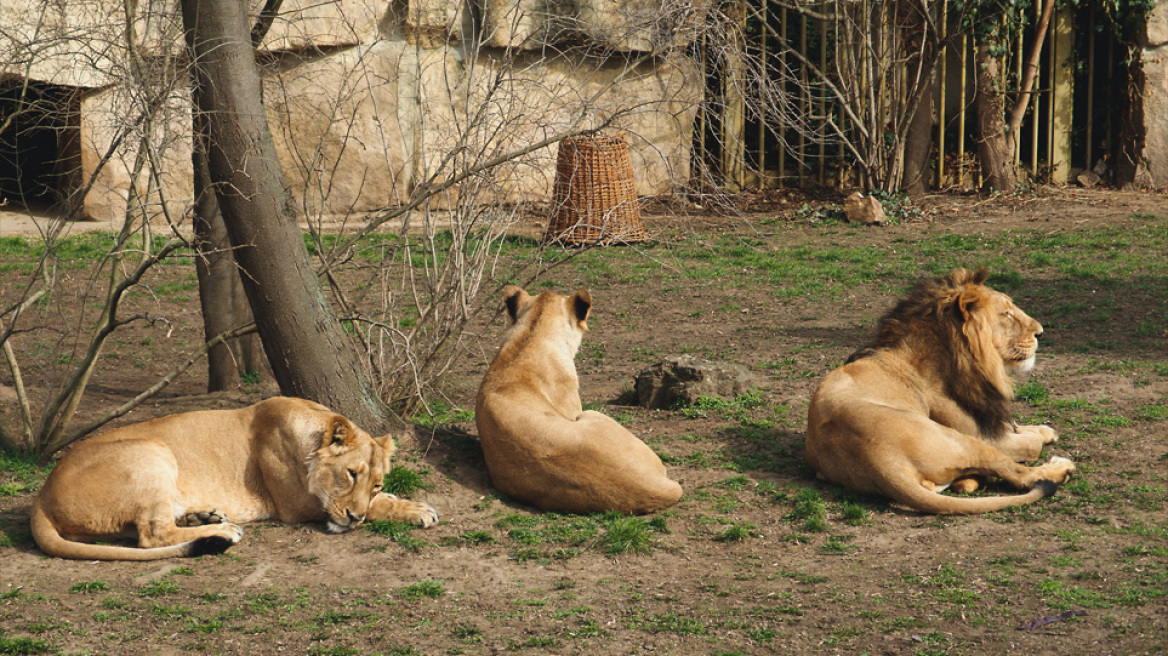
[1,188,1167,655]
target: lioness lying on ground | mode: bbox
[805,268,1075,514]
[32,397,439,560]
[475,286,682,514]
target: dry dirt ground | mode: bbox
[1,189,1166,655]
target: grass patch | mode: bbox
[599,515,655,555]
[412,399,474,428]
[0,634,52,654]
[365,519,427,552]
[630,612,708,635]
[382,466,431,497]
[714,522,759,543]
[69,581,110,594]
[399,580,445,600]
[786,488,829,532]
[136,579,179,597]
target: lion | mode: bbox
[475,286,682,514]
[805,268,1075,514]
[31,396,439,560]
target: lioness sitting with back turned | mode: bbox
[805,268,1075,514]
[32,396,439,560]
[475,286,682,514]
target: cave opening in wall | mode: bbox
[0,78,82,215]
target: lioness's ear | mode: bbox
[571,289,592,329]
[502,285,528,325]
[374,434,397,470]
[323,417,355,449]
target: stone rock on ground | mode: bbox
[634,355,759,409]
[1077,170,1101,188]
[843,192,886,225]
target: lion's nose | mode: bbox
[1034,321,1043,337]
[346,509,365,525]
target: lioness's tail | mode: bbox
[30,504,234,561]
[888,478,1059,515]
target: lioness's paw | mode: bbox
[367,494,439,527]
[410,503,440,528]
[217,522,244,544]
[178,509,230,527]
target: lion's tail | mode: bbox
[887,477,1059,515]
[30,503,231,561]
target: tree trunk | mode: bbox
[902,89,933,195]
[192,109,262,392]
[180,0,398,431]
[1115,49,1146,189]
[973,43,1017,193]
[900,0,935,195]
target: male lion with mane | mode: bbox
[32,397,439,560]
[805,268,1075,514]
[475,286,682,514]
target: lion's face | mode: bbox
[985,291,1043,373]
[306,418,392,533]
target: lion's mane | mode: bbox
[847,267,1013,438]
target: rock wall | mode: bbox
[1143,2,1168,188]
[265,42,699,217]
[1,0,703,222]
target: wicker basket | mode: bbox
[544,131,647,245]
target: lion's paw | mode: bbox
[1044,455,1076,483]
[1016,424,1058,444]
[177,509,230,527]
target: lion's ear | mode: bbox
[956,288,982,322]
[502,285,529,325]
[946,266,990,288]
[571,289,592,329]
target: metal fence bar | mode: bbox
[778,5,787,184]
[1086,11,1095,172]
[717,0,1111,192]
[798,10,808,186]
[937,0,948,187]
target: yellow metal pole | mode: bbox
[758,0,768,186]
[1086,11,1095,171]
[819,15,827,185]
[799,11,808,186]
[1051,6,1073,182]
[958,34,967,187]
[1031,1,1040,174]
[1015,7,1024,166]
[778,5,787,185]
[938,0,947,187]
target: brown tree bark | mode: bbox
[180,0,398,431]
[191,119,262,392]
[973,43,1017,193]
[972,0,1054,194]
[902,89,933,195]
[1115,51,1146,189]
[900,0,935,195]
